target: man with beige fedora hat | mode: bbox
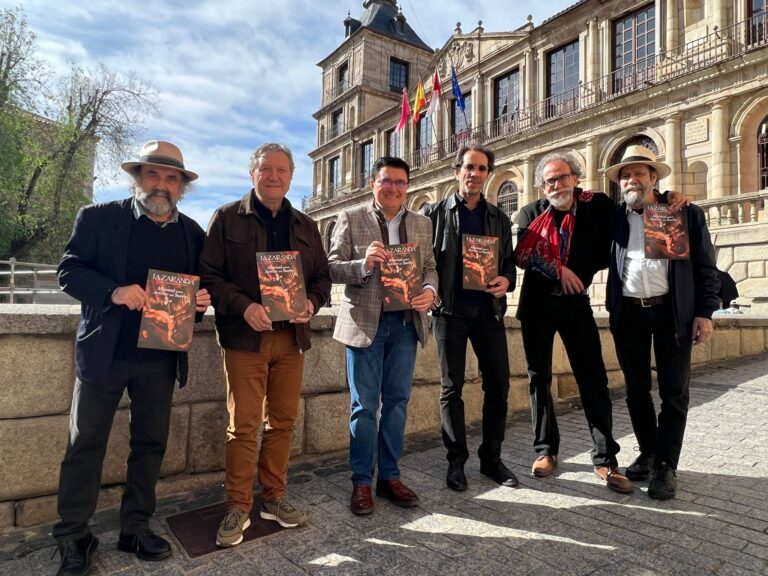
[605,145,719,500]
[53,140,210,575]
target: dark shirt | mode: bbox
[455,196,488,307]
[114,214,189,362]
[253,193,291,252]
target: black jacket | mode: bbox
[515,190,616,322]
[606,199,720,340]
[421,193,515,318]
[58,198,204,386]
[199,191,331,353]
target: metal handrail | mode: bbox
[0,258,60,304]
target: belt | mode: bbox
[270,320,295,330]
[624,295,666,308]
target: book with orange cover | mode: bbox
[643,204,689,260]
[462,234,499,290]
[380,243,422,312]
[256,251,308,321]
[138,269,199,351]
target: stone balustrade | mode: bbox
[1,305,767,532]
[697,191,768,228]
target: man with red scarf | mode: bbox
[514,151,634,492]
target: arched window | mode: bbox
[759,115,768,190]
[609,136,659,202]
[497,180,519,220]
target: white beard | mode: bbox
[546,188,574,210]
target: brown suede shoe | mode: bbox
[532,455,558,478]
[594,466,634,493]
[351,484,374,515]
[375,479,420,507]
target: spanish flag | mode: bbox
[411,80,427,124]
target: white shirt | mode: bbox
[621,206,669,298]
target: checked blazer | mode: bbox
[328,203,438,348]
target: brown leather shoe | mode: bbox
[532,455,558,478]
[375,479,419,508]
[594,466,634,493]
[351,484,374,515]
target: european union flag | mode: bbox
[451,65,465,113]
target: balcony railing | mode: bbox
[696,190,768,227]
[307,13,768,210]
[325,80,352,103]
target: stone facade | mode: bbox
[307,0,768,313]
[1,305,767,532]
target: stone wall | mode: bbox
[1,305,767,532]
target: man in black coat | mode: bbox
[515,151,633,494]
[53,141,210,576]
[421,143,518,492]
[606,146,719,500]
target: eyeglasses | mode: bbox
[460,163,489,173]
[543,174,573,187]
[375,178,409,189]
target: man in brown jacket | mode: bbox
[200,143,331,547]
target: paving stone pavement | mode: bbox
[2,354,767,575]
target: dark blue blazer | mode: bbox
[58,198,205,385]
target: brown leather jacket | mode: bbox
[199,190,331,352]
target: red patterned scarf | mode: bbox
[514,189,594,280]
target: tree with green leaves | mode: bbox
[0,6,156,262]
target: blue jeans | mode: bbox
[346,312,418,485]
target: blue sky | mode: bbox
[17,0,576,227]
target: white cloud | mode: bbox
[20,0,577,228]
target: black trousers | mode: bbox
[520,295,620,467]
[433,300,510,465]
[53,359,176,542]
[611,299,692,469]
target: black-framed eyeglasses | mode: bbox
[460,163,489,173]
[375,178,409,189]
[543,174,573,187]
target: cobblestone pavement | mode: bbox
[2,354,767,575]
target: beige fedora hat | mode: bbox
[121,140,198,181]
[605,145,671,183]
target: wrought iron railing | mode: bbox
[325,80,352,104]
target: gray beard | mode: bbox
[136,190,175,216]
[622,188,646,206]
[546,189,573,210]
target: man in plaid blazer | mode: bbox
[329,156,438,516]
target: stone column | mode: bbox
[587,18,599,85]
[706,0,727,31]
[473,74,483,129]
[711,99,730,199]
[523,157,536,205]
[585,138,599,191]
[664,112,682,191]
[524,49,535,109]
[666,0,679,53]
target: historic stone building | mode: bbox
[307,0,768,312]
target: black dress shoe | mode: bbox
[648,461,677,500]
[625,453,654,481]
[56,533,98,576]
[117,529,172,561]
[480,461,519,487]
[446,463,467,491]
